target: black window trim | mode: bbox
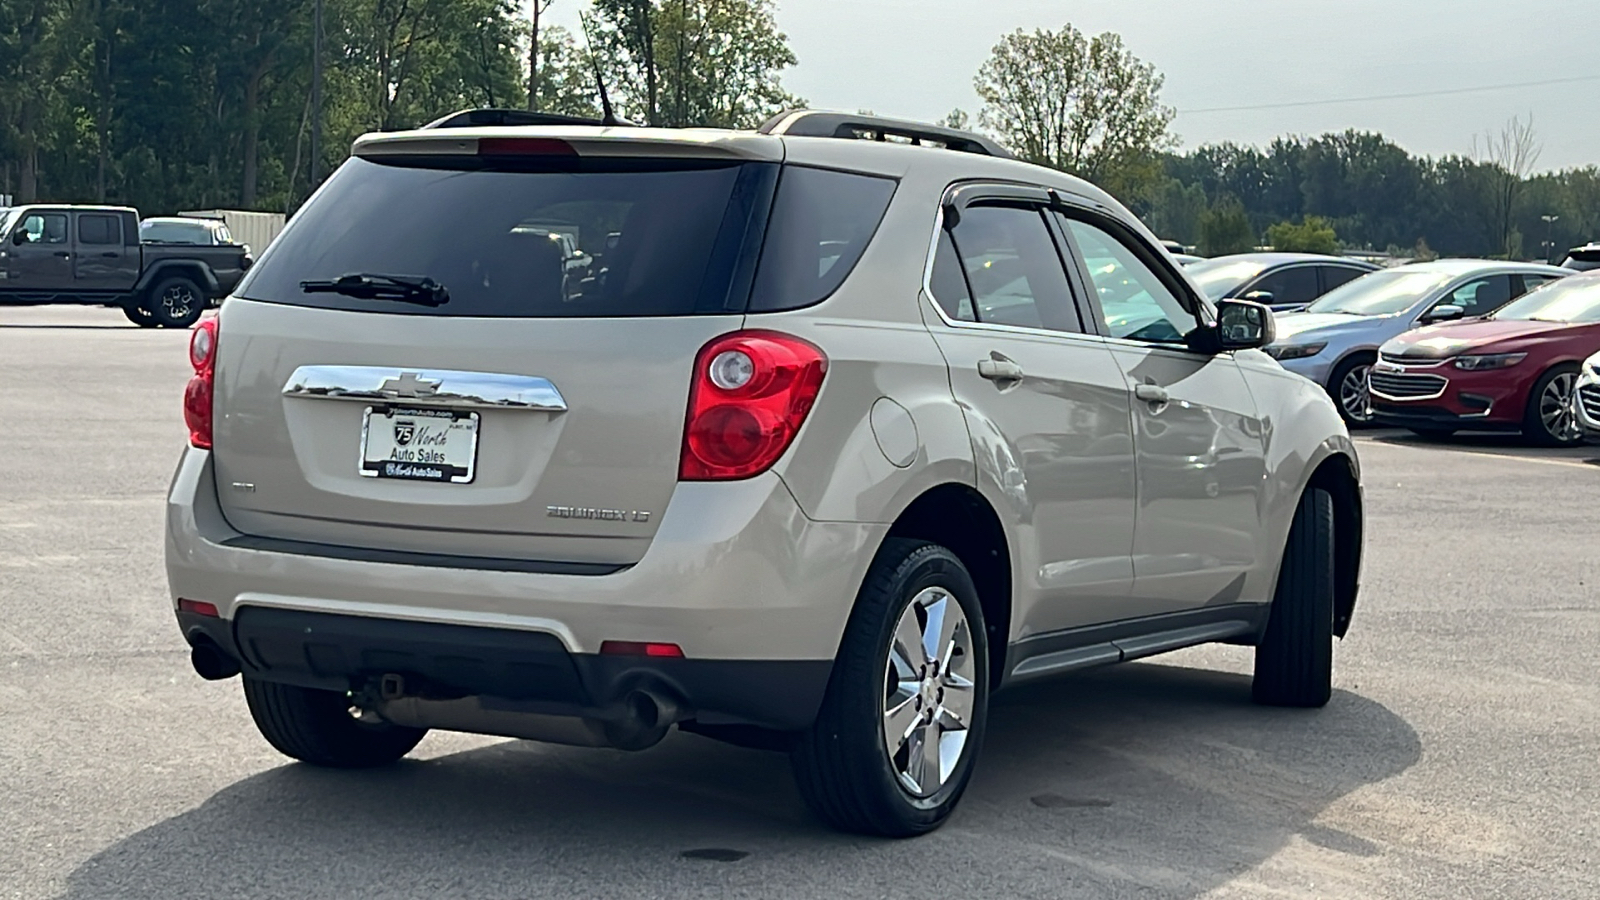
[1051,202,1212,352]
[919,180,1101,341]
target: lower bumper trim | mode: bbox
[180,606,832,732]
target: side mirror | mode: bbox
[1424,303,1465,323]
[11,230,27,246]
[1241,289,1276,306]
[1190,298,1276,353]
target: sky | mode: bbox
[543,0,1599,171]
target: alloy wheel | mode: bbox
[1339,364,1373,423]
[882,587,976,798]
[163,284,196,319]
[1540,372,1581,442]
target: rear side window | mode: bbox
[747,166,896,312]
[240,157,778,318]
[78,214,120,245]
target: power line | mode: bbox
[1178,74,1600,115]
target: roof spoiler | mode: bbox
[424,108,637,130]
[757,110,1016,160]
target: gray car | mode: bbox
[1186,252,1379,312]
[1267,259,1570,423]
[164,109,1363,837]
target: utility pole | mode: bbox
[528,1,541,111]
[310,0,324,186]
[1542,214,1560,264]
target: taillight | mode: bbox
[680,331,827,481]
[184,317,218,449]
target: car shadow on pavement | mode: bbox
[62,661,1419,899]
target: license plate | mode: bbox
[360,406,479,483]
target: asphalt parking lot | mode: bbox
[3,306,1598,900]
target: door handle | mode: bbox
[977,356,1024,383]
[54,251,70,258]
[1134,384,1170,404]
[100,252,119,258]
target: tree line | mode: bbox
[1,5,1592,261]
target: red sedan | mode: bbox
[1371,273,1600,445]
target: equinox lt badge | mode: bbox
[547,505,651,523]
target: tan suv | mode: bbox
[166,110,1364,837]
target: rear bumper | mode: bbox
[178,606,829,730]
[167,448,886,727]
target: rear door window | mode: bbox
[77,214,121,245]
[930,204,1082,333]
[1320,265,1367,292]
[239,157,779,318]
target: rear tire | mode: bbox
[1253,488,1335,708]
[243,677,426,768]
[791,539,989,837]
[1522,363,1584,447]
[149,276,206,328]
[122,300,158,328]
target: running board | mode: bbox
[1004,606,1263,686]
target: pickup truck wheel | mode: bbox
[149,276,205,328]
[242,676,427,768]
[791,539,989,837]
[121,300,158,328]
[1253,488,1335,708]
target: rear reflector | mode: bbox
[599,640,685,658]
[478,137,578,157]
[178,599,220,618]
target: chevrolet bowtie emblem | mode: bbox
[377,372,441,397]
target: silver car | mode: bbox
[1267,259,1570,423]
[165,110,1363,837]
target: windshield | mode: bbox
[1304,269,1452,316]
[1493,276,1600,323]
[1185,258,1267,300]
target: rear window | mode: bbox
[240,156,895,318]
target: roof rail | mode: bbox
[423,108,636,129]
[757,110,1015,160]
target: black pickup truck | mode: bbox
[0,205,251,327]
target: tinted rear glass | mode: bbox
[747,166,896,312]
[239,156,777,317]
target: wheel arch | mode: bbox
[1304,452,1363,637]
[881,483,1012,687]
[136,260,221,298]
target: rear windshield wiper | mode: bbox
[299,273,450,307]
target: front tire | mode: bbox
[243,677,427,768]
[1522,364,1584,447]
[1253,488,1335,708]
[791,539,989,837]
[148,276,206,328]
[1327,354,1375,426]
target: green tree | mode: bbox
[589,0,799,128]
[974,24,1174,185]
[1142,178,1207,246]
[1265,216,1339,253]
[1198,197,1255,256]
